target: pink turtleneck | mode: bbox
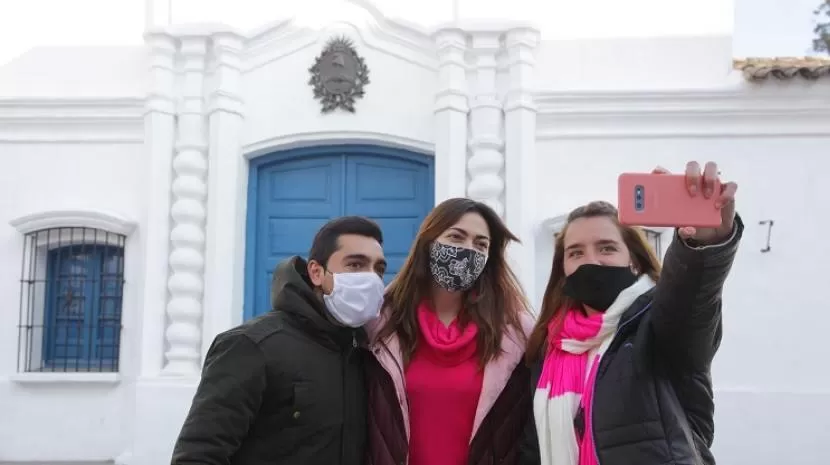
[405,300,483,465]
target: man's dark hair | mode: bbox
[308,216,383,268]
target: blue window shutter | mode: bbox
[94,247,123,367]
[43,245,123,370]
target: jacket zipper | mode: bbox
[341,332,357,464]
[589,302,652,464]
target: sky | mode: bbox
[0,0,825,67]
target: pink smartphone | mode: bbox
[617,172,721,228]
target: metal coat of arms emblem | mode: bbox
[308,36,370,113]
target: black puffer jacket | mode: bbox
[171,256,368,465]
[520,217,743,465]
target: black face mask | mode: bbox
[562,264,637,312]
[429,242,487,292]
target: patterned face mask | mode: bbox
[428,242,488,292]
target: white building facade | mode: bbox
[1,3,829,465]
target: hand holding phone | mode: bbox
[618,162,738,244]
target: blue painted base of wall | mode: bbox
[243,144,434,320]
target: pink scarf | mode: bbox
[416,301,478,365]
[533,275,654,465]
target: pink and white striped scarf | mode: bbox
[533,275,655,465]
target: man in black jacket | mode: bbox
[171,216,387,465]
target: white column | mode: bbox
[504,27,541,302]
[467,32,504,216]
[202,31,247,358]
[162,35,209,376]
[144,0,172,30]
[433,28,469,203]
[139,31,177,377]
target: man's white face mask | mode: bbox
[323,271,385,327]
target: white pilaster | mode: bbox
[503,27,541,303]
[144,0,172,31]
[202,31,247,358]
[139,31,177,377]
[162,35,209,376]
[433,28,469,203]
[467,32,504,216]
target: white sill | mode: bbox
[8,372,121,385]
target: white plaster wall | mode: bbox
[241,25,437,154]
[0,142,145,462]
[534,35,737,91]
[0,47,146,98]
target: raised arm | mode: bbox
[650,214,743,372]
[171,331,267,465]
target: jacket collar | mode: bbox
[365,308,534,441]
[270,256,366,349]
[618,287,657,328]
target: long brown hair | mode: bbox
[526,201,662,363]
[377,198,530,366]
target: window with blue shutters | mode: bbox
[17,227,125,373]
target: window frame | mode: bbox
[15,227,127,374]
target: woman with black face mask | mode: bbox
[364,197,535,465]
[519,161,742,465]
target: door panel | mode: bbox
[248,149,433,319]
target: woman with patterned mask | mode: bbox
[364,197,535,465]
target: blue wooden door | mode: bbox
[245,146,433,320]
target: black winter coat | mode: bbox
[519,216,743,465]
[171,256,368,465]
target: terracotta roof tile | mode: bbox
[733,57,830,82]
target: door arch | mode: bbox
[243,144,434,320]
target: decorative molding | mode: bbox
[150,6,439,77]
[308,36,371,113]
[433,28,469,113]
[201,30,248,361]
[162,36,210,376]
[8,372,121,384]
[206,32,245,116]
[432,27,469,202]
[9,210,137,236]
[244,130,434,158]
[139,28,179,378]
[536,88,830,139]
[242,1,438,73]
[145,31,178,116]
[0,98,144,143]
[466,32,505,217]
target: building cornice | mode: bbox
[535,87,830,139]
[0,97,144,143]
